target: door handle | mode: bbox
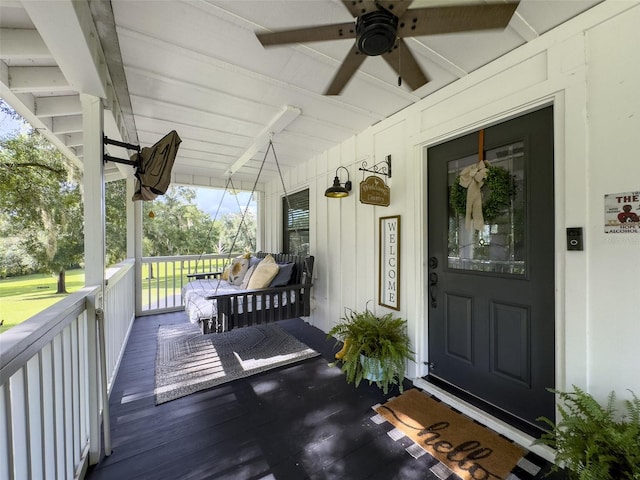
[429,256,438,269]
[429,272,438,308]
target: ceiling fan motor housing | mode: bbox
[356,10,398,56]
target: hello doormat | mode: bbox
[155,323,319,404]
[374,389,528,480]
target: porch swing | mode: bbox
[182,138,314,334]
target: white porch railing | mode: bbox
[0,260,135,480]
[139,253,237,314]
[104,260,136,391]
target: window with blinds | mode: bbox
[282,189,309,256]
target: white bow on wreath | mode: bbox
[459,161,488,231]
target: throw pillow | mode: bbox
[221,265,230,281]
[240,264,257,290]
[249,255,261,268]
[228,256,250,285]
[247,254,280,289]
[269,262,295,287]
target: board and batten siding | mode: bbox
[263,0,640,408]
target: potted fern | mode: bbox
[534,386,640,479]
[327,308,413,394]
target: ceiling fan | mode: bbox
[256,1,520,95]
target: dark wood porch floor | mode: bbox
[86,312,565,480]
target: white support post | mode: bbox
[126,176,136,259]
[132,181,143,316]
[80,94,105,465]
[81,94,105,293]
[255,190,265,252]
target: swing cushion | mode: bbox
[247,255,279,289]
[228,256,250,285]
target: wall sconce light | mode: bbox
[325,166,352,198]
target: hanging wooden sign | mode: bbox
[360,175,390,207]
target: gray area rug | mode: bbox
[155,322,320,404]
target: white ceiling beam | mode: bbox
[225,105,301,177]
[0,60,81,166]
[88,0,139,147]
[0,28,50,58]
[509,12,539,42]
[8,66,69,92]
[35,95,81,117]
[0,60,8,87]
[52,115,82,135]
[407,38,468,79]
[38,116,52,131]
[0,64,81,169]
[104,169,123,183]
[21,0,106,98]
[57,132,83,148]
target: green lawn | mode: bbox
[0,269,85,334]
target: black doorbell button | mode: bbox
[566,227,583,251]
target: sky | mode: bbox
[194,188,256,218]
[0,105,256,217]
[0,107,29,138]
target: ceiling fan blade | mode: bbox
[341,0,377,18]
[398,2,519,37]
[382,38,429,91]
[341,0,414,18]
[257,22,356,46]
[377,0,414,18]
[325,44,366,95]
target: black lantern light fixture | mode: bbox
[325,166,352,198]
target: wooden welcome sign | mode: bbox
[379,215,400,310]
[360,175,390,207]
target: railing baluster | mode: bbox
[172,262,176,307]
[0,384,13,479]
[70,319,81,469]
[52,334,65,479]
[40,344,56,479]
[10,370,29,479]
[62,326,73,479]
[26,355,43,479]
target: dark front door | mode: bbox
[427,106,555,428]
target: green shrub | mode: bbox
[535,386,640,479]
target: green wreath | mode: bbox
[449,164,517,223]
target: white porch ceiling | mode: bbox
[1,0,603,188]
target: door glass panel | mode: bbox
[447,141,525,275]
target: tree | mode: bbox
[141,186,257,260]
[0,132,83,292]
[218,208,257,254]
[105,179,127,266]
[0,214,38,278]
[142,186,219,257]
